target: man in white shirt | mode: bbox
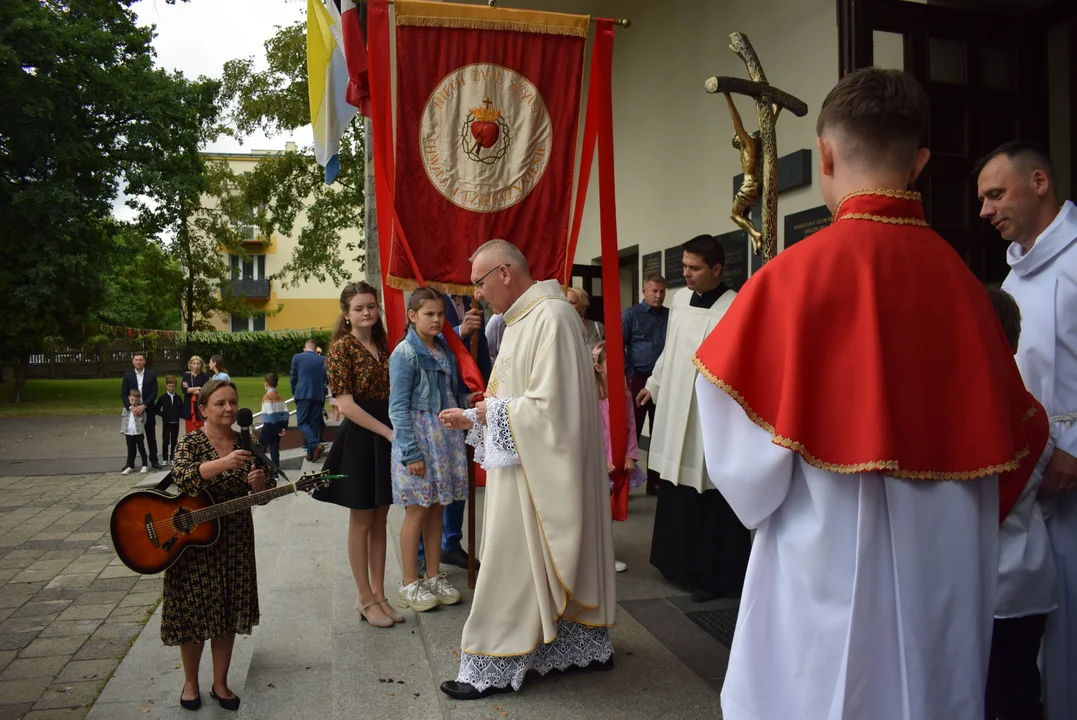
[978,140,1077,720]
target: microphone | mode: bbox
[237,408,253,452]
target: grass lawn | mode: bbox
[0,377,294,418]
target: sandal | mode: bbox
[378,598,405,624]
[357,600,393,628]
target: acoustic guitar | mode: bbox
[110,470,339,575]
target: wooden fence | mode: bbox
[27,338,188,379]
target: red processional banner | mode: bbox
[385,1,588,291]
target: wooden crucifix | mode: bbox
[705,33,808,263]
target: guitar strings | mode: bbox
[146,482,301,535]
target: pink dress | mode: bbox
[600,386,647,491]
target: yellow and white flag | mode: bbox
[307,0,357,184]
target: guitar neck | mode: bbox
[189,483,297,525]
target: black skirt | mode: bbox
[313,399,393,510]
[649,480,751,598]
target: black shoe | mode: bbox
[151,463,164,470]
[690,589,718,603]
[440,681,513,700]
[561,656,615,675]
[180,690,201,711]
[441,548,478,570]
[210,687,240,711]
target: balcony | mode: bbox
[226,278,271,299]
[237,224,266,245]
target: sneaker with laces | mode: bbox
[140,466,148,474]
[397,579,438,612]
[121,466,132,475]
[426,573,461,606]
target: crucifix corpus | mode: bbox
[705,33,808,263]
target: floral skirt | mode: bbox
[392,410,469,507]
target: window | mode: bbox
[228,254,266,280]
[230,314,267,332]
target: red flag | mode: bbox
[339,0,371,117]
[385,1,588,292]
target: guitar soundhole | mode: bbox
[171,507,197,535]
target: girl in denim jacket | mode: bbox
[389,288,475,613]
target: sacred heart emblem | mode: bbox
[469,98,501,150]
[420,63,552,213]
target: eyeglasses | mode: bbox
[473,263,509,290]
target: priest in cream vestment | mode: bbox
[641,235,751,601]
[439,240,616,700]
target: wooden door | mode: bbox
[839,0,1049,282]
[569,264,605,323]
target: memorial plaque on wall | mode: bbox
[784,205,832,249]
[664,246,686,288]
[717,229,749,291]
[642,251,662,282]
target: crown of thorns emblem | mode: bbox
[461,97,511,165]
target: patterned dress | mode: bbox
[161,430,273,646]
[313,333,394,510]
[391,347,469,507]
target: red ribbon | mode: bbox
[567,21,629,520]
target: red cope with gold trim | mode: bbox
[693,191,1048,522]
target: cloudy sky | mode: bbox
[133,0,315,153]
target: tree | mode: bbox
[97,225,185,331]
[0,0,211,400]
[220,19,366,289]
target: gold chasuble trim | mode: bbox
[394,0,589,37]
[385,275,477,296]
[691,355,1028,480]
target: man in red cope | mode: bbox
[692,68,1048,720]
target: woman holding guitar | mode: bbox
[166,379,272,712]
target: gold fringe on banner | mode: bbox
[394,0,589,37]
[386,274,478,297]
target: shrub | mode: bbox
[183,329,332,376]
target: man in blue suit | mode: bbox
[420,295,488,571]
[290,339,328,462]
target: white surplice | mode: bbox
[696,377,999,720]
[456,280,616,692]
[1001,199,1077,719]
[644,286,736,492]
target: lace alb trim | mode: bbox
[456,620,614,692]
[463,398,519,469]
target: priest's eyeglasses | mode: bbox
[473,263,510,289]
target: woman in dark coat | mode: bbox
[167,379,273,711]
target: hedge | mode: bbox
[179,329,334,376]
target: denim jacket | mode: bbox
[388,328,470,465]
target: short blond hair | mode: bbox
[187,355,205,372]
[568,286,590,308]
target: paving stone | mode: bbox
[82,578,137,594]
[23,708,89,720]
[70,593,126,608]
[56,606,115,623]
[0,655,71,681]
[95,567,137,580]
[0,676,52,704]
[55,658,119,684]
[116,593,159,609]
[0,591,38,610]
[43,575,97,591]
[32,679,106,710]
[0,652,15,674]
[62,559,110,576]
[0,570,21,584]
[37,621,103,640]
[85,624,141,644]
[0,632,38,652]
[11,602,71,620]
[70,637,133,663]
[31,533,71,542]
[0,616,56,635]
[19,636,88,660]
[105,607,154,623]
[10,569,62,585]
[62,534,104,544]
[38,551,90,563]
[0,703,34,719]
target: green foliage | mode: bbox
[220,20,366,289]
[96,225,184,330]
[182,329,332,377]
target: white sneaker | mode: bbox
[426,573,462,606]
[140,467,148,474]
[614,560,627,573]
[121,467,132,475]
[397,579,438,612]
